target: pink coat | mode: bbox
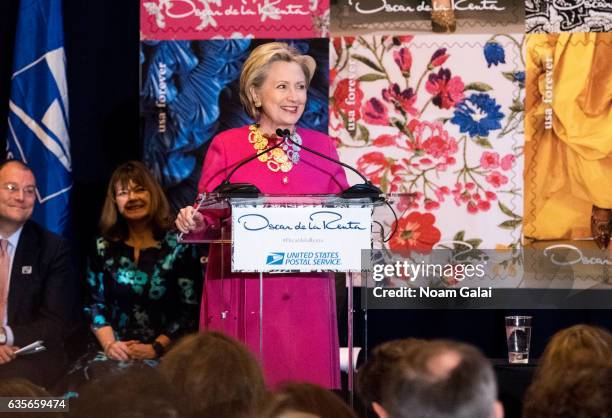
[198,125,349,389]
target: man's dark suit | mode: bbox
[0,220,77,387]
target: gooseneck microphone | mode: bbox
[212,136,287,196]
[212,127,384,201]
[276,129,384,201]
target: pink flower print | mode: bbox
[486,171,509,188]
[357,152,389,184]
[428,48,450,69]
[485,191,497,201]
[408,120,458,159]
[424,199,440,210]
[425,68,465,110]
[363,98,389,126]
[382,83,418,116]
[467,201,478,214]
[480,151,500,169]
[501,154,516,171]
[434,187,449,202]
[477,200,491,211]
[393,47,412,77]
[372,134,399,147]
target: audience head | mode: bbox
[523,361,612,418]
[523,324,612,418]
[0,377,48,396]
[0,377,64,418]
[360,339,502,418]
[0,160,36,232]
[536,324,612,378]
[357,338,425,407]
[70,365,184,418]
[159,331,268,418]
[100,160,171,241]
[70,366,184,418]
[261,382,357,418]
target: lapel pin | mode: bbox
[22,266,32,275]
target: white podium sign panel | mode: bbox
[231,205,372,272]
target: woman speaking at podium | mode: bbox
[176,42,348,388]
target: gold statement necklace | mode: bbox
[248,124,302,173]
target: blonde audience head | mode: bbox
[523,324,612,418]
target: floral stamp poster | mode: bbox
[141,0,330,40]
[330,34,525,254]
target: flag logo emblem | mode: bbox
[266,253,285,265]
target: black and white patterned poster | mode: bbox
[526,0,612,33]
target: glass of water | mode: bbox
[505,316,532,364]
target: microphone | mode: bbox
[212,135,287,197]
[276,129,384,201]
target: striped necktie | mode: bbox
[0,240,9,325]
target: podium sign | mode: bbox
[231,205,372,272]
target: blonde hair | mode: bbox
[523,325,612,418]
[239,42,316,120]
[536,324,612,378]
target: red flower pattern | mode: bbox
[393,48,412,77]
[332,78,364,121]
[425,68,465,109]
[382,83,418,116]
[486,171,509,188]
[480,151,500,169]
[362,98,389,126]
[329,36,521,225]
[388,212,441,253]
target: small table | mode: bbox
[492,359,539,418]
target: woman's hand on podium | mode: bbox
[176,206,205,234]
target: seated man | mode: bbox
[358,339,504,418]
[0,160,77,388]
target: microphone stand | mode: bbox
[276,129,384,201]
[212,127,384,202]
[212,135,287,197]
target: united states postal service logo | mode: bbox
[266,253,285,265]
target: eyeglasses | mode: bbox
[1,183,36,197]
[115,186,148,199]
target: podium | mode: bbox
[180,192,412,401]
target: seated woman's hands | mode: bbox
[104,340,134,361]
[175,206,205,234]
[104,340,158,360]
[126,341,157,360]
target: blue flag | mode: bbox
[7,0,72,236]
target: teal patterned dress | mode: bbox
[85,232,200,343]
[61,232,201,390]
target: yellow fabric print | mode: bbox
[525,33,612,241]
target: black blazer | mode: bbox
[7,220,77,350]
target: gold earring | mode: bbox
[254,98,261,108]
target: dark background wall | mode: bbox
[1,0,140,267]
[1,0,611,360]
